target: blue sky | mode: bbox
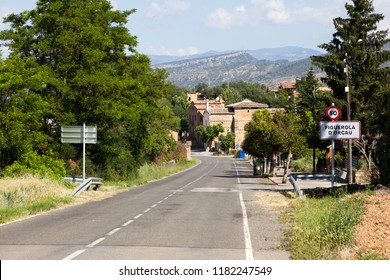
[1,0,390,56]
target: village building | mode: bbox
[188,92,273,149]
[226,99,269,147]
[188,93,226,147]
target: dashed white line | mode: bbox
[86,237,106,248]
[122,219,134,226]
[151,204,158,208]
[134,213,143,219]
[63,249,86,260]
[107,228,121,236]
[143,208,151,213]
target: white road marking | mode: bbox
[134,213,143,219]
[122,220,134,226]
[62,159,220,260]
[234,161,254,260]
[107,228,121,236]
[86,237,106,248]
[63,249,86,260]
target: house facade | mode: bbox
[189,93,272,149]
[226,99,269,147]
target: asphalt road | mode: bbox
[0,154,290,260]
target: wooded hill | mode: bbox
[154,51,322,88]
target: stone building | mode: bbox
[226,99,269,147]
[187,93,226,148]
[188,92,273,149]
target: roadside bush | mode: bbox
[3,151,66,179]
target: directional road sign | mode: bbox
[61,126,97,144]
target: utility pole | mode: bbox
[344,53,353,184]
[312,86,317,174]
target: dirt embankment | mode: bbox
[353,190,390,259]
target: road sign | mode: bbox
[320,121,361,140]
[61,126,97,144]
[325,105,341,121]
[61,124,97,182]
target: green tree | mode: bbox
[242,110,308,180]
[311,0,390,182]
[242,110,276,159]
[195,124,224,151]
[219,132,235,154]
[221,87,242,105]
[0,0,176,179]
[312,0,390,128]
[0,55,53,169]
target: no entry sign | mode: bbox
[325,105,341,121]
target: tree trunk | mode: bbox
[282,150,292,184]
[272,153,277,177]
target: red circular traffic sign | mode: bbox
[326,106,341,121]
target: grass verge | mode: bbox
[0,159,198,224]
[106,159,198,189]
[284,192,367,259]
[0,175,75,224]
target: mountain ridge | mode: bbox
[148,46,323,65]
[152,49,323,88]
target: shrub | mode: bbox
[3,151,66,179]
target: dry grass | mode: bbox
[0,175,74,223]
[0,175,70,206]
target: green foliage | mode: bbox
[0,0,178,180]
[242,110,274,158]
[195,124,224,148]
[287,194,366,259]
[3,151,66,179]
[0,55,53,169]
[242,110,308,158]
[219,132,235,154]
[311,0,390,184]
[197,80,289,107]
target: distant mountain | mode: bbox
[148,46,323,65]
[153,51,322,88]
[148,50,236,65]
[247,46,323,61]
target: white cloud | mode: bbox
[204,8,233,28]
[146,45,199,56]
[146,0,190,18]
[205,0,346,29]
[264,0,291,24]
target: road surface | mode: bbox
[0,154,289,260]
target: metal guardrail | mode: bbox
[65,177,103,196]
[288,175,304,198]
[288,171,348,198]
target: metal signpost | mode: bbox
[61,124,97,182]
[320,105,360,187]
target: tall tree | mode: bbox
[311,0,390,129]
[311,0,390,182]
[0,0,176,178]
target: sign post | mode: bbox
[61,124,97,182]
[321,105,360,187]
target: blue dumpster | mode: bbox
[238,150,245,158]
